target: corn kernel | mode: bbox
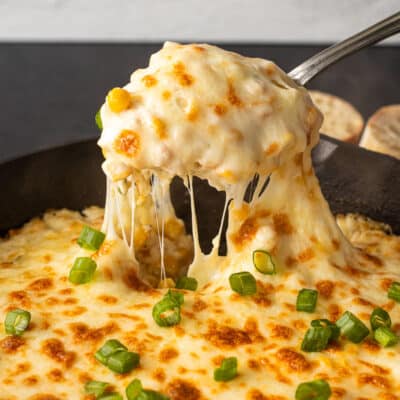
[158,278,175,288]
[107,87,132,113]
[165,219,184,237]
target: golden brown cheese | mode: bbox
[1,208,400,399]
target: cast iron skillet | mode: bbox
[0,135,399,250]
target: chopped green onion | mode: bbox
[176,276,198,291]
[229,272,257,296]
[152,290,184,327]
[106,350,140,374]
[252,250,276,275]
[69,257,97,284]
[213,357,238,382]
[4,308,31,336]
[295,379,331,400]
[336,311,369,343]
[311,319,340,342]
[301,326,331,352]
[165,289,184,306]
[98,394,123,400]
[126,379,170,400]
[77,225,105,251]
[84,381,109,397]
[95,339,128,365]
[95,109,103,130]
[374,326,399,347]
[388,281,400,302]
[296,289,318,313]
[370,307,391,331]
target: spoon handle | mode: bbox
[289,11,400,85]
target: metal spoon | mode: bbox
[289,11,400,85]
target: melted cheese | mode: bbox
[1,42,400,399]
[1,209,400,399]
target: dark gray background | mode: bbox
[0,43,399,163]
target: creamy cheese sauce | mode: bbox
[1,42,400,399]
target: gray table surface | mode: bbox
[0,43,399,163]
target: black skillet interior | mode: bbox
[1,135,399,248]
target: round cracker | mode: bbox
[359,104,400,160]
[309,90,364,143]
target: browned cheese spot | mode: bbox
[213,104,228,116]
[28,395,61,400]
[270,324,293,340]
[231,217,259,248]
[152,368,166,382]
[297,248,315,263]
[114,130,141,157]
[41,338,75,368]
[227,80,243,107]
[252,281,273,307]
[8,290,32,308]
[358,374,390,389]
[69,321,119,344]
[204,321,253,348]
[275,348,311,372]
[186,104,199,122]
[166,378,202,400]
[123,269,150,291]
[316,280,335,299]
[273,213,293,235]
[0,336,25,354]
[46,369,64,382]
[362,252,383,267]
[162,90,172,100]
[152,116,168,139]
[265,142,279,156]
[27,278,53,291]
[381,278,394,291]
[246,389,287,400]
[23,375,39,386]
[328,304,342,322]
[192,298,207,312]
[159,346,179,362]
[331,387,346,398]
[361,339,381,353]
[172,62,194,87]
[142,74,158,88]
[97,294,118,304]
[62,306,87,317]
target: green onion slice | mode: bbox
[77,225,105,251]
[69,257,97,285]
[336,311,370,343]
[301,326,331,352]
[374,326,399,347]
[176,276,198,291]
[165,289,184,306]
[95,339,128,365]
[84,381,109,397]
[370,307,391,331]
[296,289,318,313]
[229,272,257,296]
[388,281,400,302]
[252,250,276,275]
[213,357,238,382]
[4,308,31,336]
[152,295,182,327]
[95,109,103,130]
[295,379,331,400]
[311,319,340,342]
[126,379,170,400]
[106,351,140,374]
[98,393,123,400]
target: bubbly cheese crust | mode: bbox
[1,209,400,399]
